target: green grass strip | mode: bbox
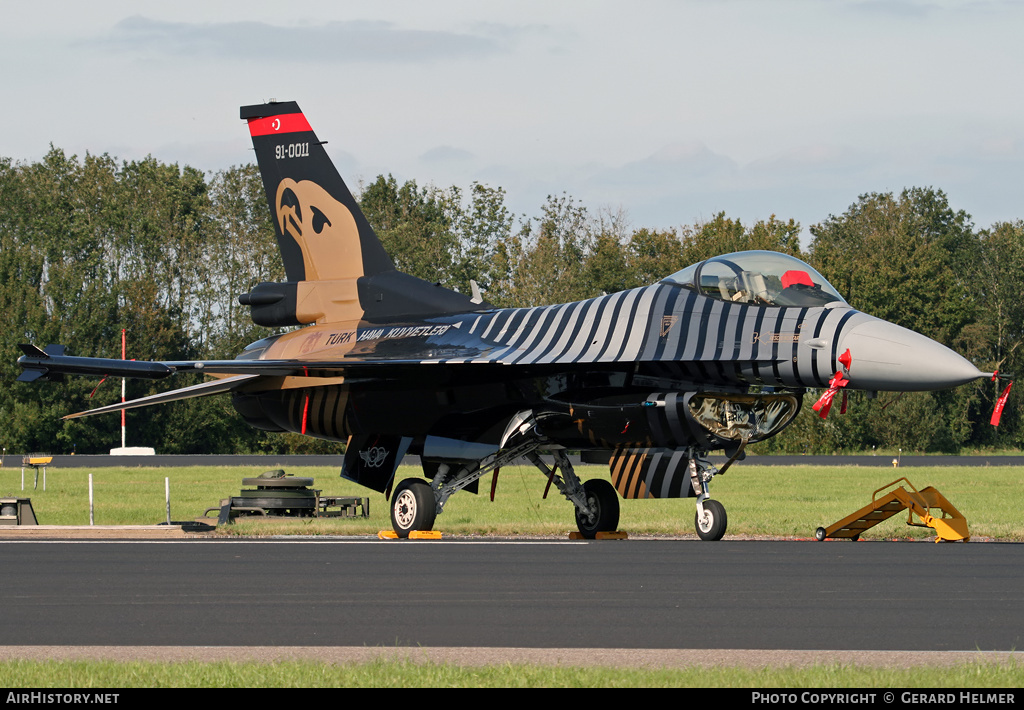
[6,463,1018,539]
[0,659,1022,688]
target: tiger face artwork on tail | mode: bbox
[275,178,363,282]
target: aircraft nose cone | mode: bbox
[839,318,984,391]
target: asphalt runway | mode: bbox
[1,538,1021,651]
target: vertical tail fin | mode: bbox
[239,101,481,325]
[241,101,394,283]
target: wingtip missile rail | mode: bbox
[16,344,174,383]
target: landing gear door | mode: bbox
[341,434,413,493]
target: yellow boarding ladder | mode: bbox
[815,477,969,543]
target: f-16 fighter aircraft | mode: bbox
[17,101,991,539]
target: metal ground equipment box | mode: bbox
[815,477,969,542]
[0,497,39,525]
[210,470,369,525]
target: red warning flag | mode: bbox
[813,370,850,419]
[89,376,108,399]
[991,380,1013,426]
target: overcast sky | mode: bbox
[2,0,1022,237]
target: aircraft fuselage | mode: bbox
[230,271,982,457]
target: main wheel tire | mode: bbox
[695,499,727,541]
[390,478,436,538]
[815,527,827,542]
[574,479,620,539]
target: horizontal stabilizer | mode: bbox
[63,374,260,420]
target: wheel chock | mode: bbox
[377,530,443,540]
[568,531,628,540]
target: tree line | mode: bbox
[1,148,1021,455]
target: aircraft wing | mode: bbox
[18,341,514,383]
[19,342,518,421]
[13,344,431,380]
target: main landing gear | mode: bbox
[385,446,623,539]
[574,479,620,539]
[385,443,735,541]
[387,439,540,538]
[390,478,436,538]
[527,450,620,539]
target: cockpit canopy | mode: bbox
[662,251,847,308]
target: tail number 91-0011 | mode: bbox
[275,142,310,160]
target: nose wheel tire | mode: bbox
[574,479,620,539]
[695,499,727,541]
[390,478,436,538]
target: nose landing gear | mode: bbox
[695,499,727,541]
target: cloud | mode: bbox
[96,16,511,64]
[843,1,936,19]
[588,142,738,194]
[419,145,476,165]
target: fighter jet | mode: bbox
[17,101,991,539]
